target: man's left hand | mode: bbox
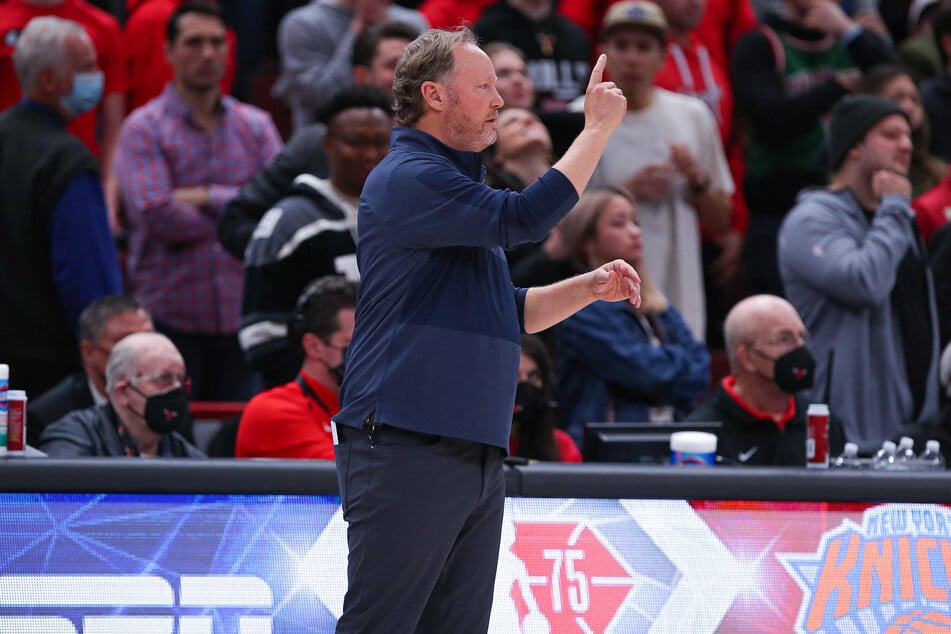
[590,259,641,307]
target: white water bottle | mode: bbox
[918,440,946,471]
[871,441,897,470]
[831,442,862,469]
[895,436,917,471]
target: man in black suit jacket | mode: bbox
[28,295,152,444]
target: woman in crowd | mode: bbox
[555,188,710,444]
[484,41,536,110]
[512,334,582,463]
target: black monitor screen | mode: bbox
[582,421,723,464]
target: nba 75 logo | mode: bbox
[779,504,951,633]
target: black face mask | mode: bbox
[755,345,816,394]
[322,346,347,387]
[513,382,549,424]
[130,385,192,434]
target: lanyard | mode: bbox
[296,374,332,416]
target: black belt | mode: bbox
[336,415,441,447]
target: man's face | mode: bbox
[744,306,808,381]
[360,37,410,101]
[322,308,356,368]
[116,344,187,438]
[853,114,913,177]
[325,107,393,196]
[443,44,504,152]
[51,34,97,99]
[603,28,666,95]
[494,108,551,161]
[166,13,228,92]
[82,309,154,389]
[490,48,535,110]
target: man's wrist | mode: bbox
[689,173,711,195]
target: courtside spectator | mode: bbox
[0,16,122,400]
[240,86,391,387]
[590,1,733,340]
[778,95,940,453]
[273,0,427,131]
[218,19,418,259]
[512,334,582,462]
[39,332,204,458]
[732,0,896,296]
[236,276,358,459]
[687,294,844,465]
[476,0,591,111]
[115,2,281,406]
[122,0,237,111]
[29,295,153,445]
[557,187,709,444]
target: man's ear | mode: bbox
[79,339,95,364]
[36,66,64,95]
[736,344,757,374]
[420,80,448,113]
[301,332,322,360]
[112,380,130,408]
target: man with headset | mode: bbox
[235,276,358,459]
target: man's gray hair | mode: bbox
[392,27,476,127]
[105,332,175,393]
[12,16,89,91]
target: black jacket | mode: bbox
[27,372,95,446]
[0,104,99,396]
[688,379,844,466]
[38,404,205,458]
[218,124,327,259]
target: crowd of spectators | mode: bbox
[2,0,951,464]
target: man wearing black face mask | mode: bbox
[687,295,844,466]
[38,332,204,458]
[236,276,358,459]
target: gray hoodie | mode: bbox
[778,188,939,453]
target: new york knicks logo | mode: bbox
[779,504,951,633]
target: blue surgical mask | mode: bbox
[60,71,104,116]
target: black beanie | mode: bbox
[828,95,909,172]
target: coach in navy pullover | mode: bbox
[332,28,637,634]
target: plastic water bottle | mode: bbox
[871,441,897,470]
[831,442,863,469]
[918,440,946,471]
[895,436,917,471]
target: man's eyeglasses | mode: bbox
[129,373,191,392]
[747,331,808,349]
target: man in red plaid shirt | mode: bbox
[115,2,281,411]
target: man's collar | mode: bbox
[161,83,230,121]
[391,127,487,182]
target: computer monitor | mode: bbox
[582,421,723,464]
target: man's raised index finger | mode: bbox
[588,54,606,90]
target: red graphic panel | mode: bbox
[510,522,637,634]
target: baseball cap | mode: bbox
[601,1,668,42]
[909,0,939,28]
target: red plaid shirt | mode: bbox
[116,84,282,334]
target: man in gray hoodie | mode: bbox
[778,95,940,454]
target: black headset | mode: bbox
[287,275,350,346]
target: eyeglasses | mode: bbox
[747,331,808,349]
[129,373,191,392]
